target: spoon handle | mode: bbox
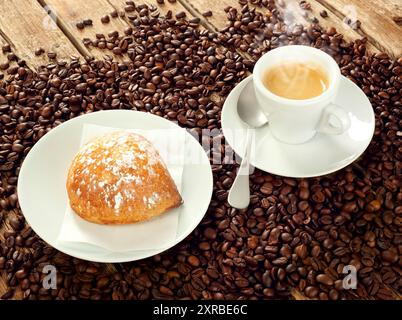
[228,129,252,209]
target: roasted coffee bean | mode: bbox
[34,47,44,56]
[2,44,11,53]
[203,228,216,240]
[295,244,308,259]
[83,19,93,26]
[0,62,9,70]
[1,289,14,299]
[9,216,23,230]
[305,286,319,298]
[381,248,398,263]
[175,11,186,19]
[124,4,135,12]
[393,16,402,25]
[320,10,328,18]
[100,15,110,23]
[76,21,85,29]
[187,255,200,267]
[311,245,321,257]
[15,268,27,280]
[316,274,334,286]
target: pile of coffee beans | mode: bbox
[0,0,400,300]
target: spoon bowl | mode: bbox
[237,80,268,128]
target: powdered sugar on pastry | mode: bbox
[66,131,182,225]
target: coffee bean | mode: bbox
[393,16,402,25]
[76,21,85,29]
[9,216,23,230]
[15,268,27,279]
[382,211,393,225]
[75,83,87,92]
[101,15,110,23]
[203,228,216,240]
[320,10,328,18]
[206,266,219,279]
[305,286,319,298]
[260,182,273,195]
[96,277,109,289]
[299,187,310,200]
[2,44,11,53]
[366,199,381,212]
[83,19,93,26]
[376,288,394,300]
[124,5,135,12]
[0,62,9,70]
[311,245,321,257]
[235,277,249,288]
[187,255,200,267]
[34,48,44,56]
[1,289,14,299]
[175,11,186,19]
[381,248,398,263]
[295,244,308,259]
[316,274,334,286]
[272,257,288,266]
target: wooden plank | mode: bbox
[178,0,235,30]
[107,0,195,23]
[39,0,130,61]
[281,1,362,39]
[179,0,387,55]
[0,35,13,80]
[366,0,401,14]
[0,0,81,69]
[316,0,402,57]
[279,0,379,54]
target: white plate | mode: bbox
[18,110,213,263]
[222,75,375,178]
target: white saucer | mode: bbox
[17,110,213,263]
[222,75,375,178]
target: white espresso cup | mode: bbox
[253,45,350,144]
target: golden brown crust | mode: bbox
[66,131,182,225]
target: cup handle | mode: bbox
[317,104,350,135]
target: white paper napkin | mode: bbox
[57,124,185,252]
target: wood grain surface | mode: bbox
[0,0,81,68]
[39,0,129,60]
[316,0,402,56]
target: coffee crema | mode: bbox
[262,62,329,100]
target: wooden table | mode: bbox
[0,0,401,299]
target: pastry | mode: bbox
[66,131,182,224]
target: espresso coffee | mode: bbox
[262,62,329,100]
